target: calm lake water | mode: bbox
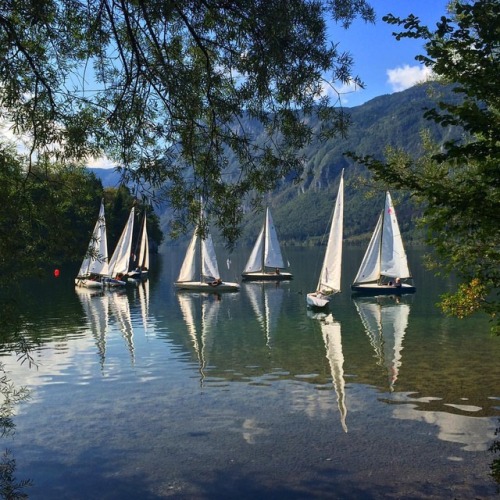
[1,246,499,499]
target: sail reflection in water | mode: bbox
[308,311,348,432]
[354,296,410,392]
[134,279,150,336]
[108,290,135,363]
[75,283,152,366]
[177,293,220,383]
[245,282,284,348]
[74,287,109,366]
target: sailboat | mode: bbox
[128,211,149,280]
[354,296,410,392]
[351,191,416,294]
[75,200,109,288]
[242,208,292,281]
[106,207,135,286]
[174,215,240,292]
[306,170,344,307]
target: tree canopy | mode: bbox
[354,0,500,332]
[0,0,375,244]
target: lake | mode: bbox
[1,246,499,499]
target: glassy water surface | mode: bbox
[1,246,499,499]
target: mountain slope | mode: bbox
[90,82,460,246]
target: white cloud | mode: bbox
[386,64,434,92]
[87,156,116,169]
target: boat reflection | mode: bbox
[307,310,347,432]
[353,295,410,392]
[75,286,139,366]
[245,281,284,348]
[74,287,109,367]
[177,292,220,384]
[108,289,135,364]
[131,279,150,336]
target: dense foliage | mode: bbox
[0,0,375,246]
[0,152,104,281]
[354,0,500,332]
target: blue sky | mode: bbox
[327,0,451,107]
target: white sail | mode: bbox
[317,172,344,293]
[380,192,411,279]
[264,209,285,269]
[352,212,383,285]
[244,208,285,272]
[353,191,412,286]
[177,226,220,282]
[243,226,265,273]
[175,207,239,291]
[177,231,198,282]
[108,207,135,277]
[140,215,150,270]
[201,232,220,279]
[321,314,347,432]
[78,200,109,277]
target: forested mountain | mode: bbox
[90,82,460,247]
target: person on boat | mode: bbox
[275,268,280,275]
[395,277,402,288]
[209,278,222,287]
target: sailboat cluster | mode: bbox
[75,172,415,301]
[307,169,415,308]
[75,201,149,289]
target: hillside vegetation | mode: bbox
[91,82,460,247]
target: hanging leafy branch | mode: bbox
[0,0,375,244]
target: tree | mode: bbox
[0,0,375,245]
[354,0,500,332]
[104,186,163,252]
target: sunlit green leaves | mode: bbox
[360,1,500,332]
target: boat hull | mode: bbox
[351,283,416,295]
[242,272,293,281]
[75,278,103,289]
[127,270,148,280]
[306,293,330,308]
[103,277,127,287]
[174,281,240,292]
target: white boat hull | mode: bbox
[306,292,334,308]
[75,278,103,289]
[351,283,416,295]
[242,271,293,281]
[174,281,240,292]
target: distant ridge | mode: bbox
[90,82,460,246]
[88,167,121,188]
